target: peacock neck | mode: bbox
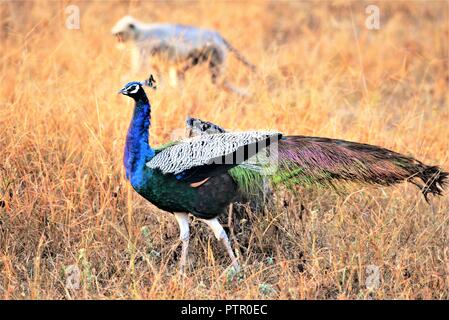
[124,95,155,184]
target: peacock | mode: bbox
[119,76,448,273]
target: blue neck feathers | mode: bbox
[124,95,155,185]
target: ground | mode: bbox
[0,1,448,299]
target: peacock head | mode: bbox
[118,75,157,99]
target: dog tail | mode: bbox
[222,38,257,72]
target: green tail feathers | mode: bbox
[229,136,448,202]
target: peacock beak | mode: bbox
[118,87,126,95]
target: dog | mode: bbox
[111,15,256,96]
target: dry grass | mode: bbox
[0,0,448,300]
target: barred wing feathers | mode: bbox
[146,131,282,176]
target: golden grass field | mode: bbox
[0,0,448,299]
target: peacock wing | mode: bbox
[146,131,282,183]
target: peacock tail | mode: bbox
[277,136,447,200]
[228,165,266,199]
[238,136,448,202]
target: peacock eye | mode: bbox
[127,85,139,93]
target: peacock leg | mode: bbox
[199,217,240,271]
[174,212,190,274]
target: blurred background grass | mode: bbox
[0,0,448,299]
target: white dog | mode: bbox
[111,15,256,95]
